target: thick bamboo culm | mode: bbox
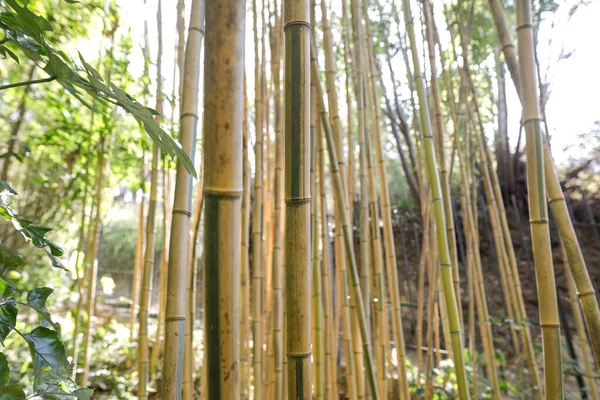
[311,39,379,400]
[138,1,163,396]
[161,0,203,396]
[488,0,600,371]
[201,0,244,398]
[284,0,313,397]
[516,0,563,397]
[400,0,470,398]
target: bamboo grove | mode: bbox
[8,0,598,398]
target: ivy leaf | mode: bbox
[27,287,55,329]
[0,385,25,399]
[23,327,69,374]
[0,353,9,386]
[0,279,17,344]
[33,369,92,399]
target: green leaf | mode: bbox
[33,369,92,399]
[23,327,69,374]
[0,243,24,270]
[0,181,16,196]
[0,279,17,344]
[0,384,25,399]
[0,353,9,386]
[27,287,55,328]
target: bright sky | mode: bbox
[102,0,599,169]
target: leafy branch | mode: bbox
[0,0,196,176]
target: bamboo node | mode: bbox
[285,196,311,204]
[283,20,311,31]
[172,208,192,217]
[548,196,564,204]
[204,187,244,197]
[516,23,534,31]
[165,316,185,321]
[287,351,312,359]
[539,322,560,327]
[180,111,199,119]
[577,289,596,298]
[529,218,549,224]
[522,116,543,125]
[440,263,452,269]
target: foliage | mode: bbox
[0,0,195,177]
[0,180,93,399]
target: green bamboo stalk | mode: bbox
[284,0,312,397]
[400,0,470,398]
[516,1,563,397]
[161,0,203,396]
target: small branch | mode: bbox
[0,75,56,91]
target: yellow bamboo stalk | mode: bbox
[129,184,145,343]
[201,0,244,397]
[317,119,338,400]
[489,0,600,373]
[161,0,203,395]
[401,0,470,397]
[182,2,206,392]
[421,0,462,323]
[138,2,163,396]
[516,1,563,397]
[270,2,284,398]
[311,40,379,399]
[562,242,600,400]
[241,76,252,400]
[252,0,265,396]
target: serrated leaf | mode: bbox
[27,287,55,328]
[0,353,9,386]
[24,327,69,374]
[0,384,25,399]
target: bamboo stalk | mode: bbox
[400,0,470,397]
[284,0,313,397]
[311,40,379,399]
[516,1,563,397]
[201,0,244,397]
[270,1,285,397]
[138,3,163,396]
[489,0,600,374]
[162,0,203,396]
[252,0,265,396]
[241,76,252,400]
